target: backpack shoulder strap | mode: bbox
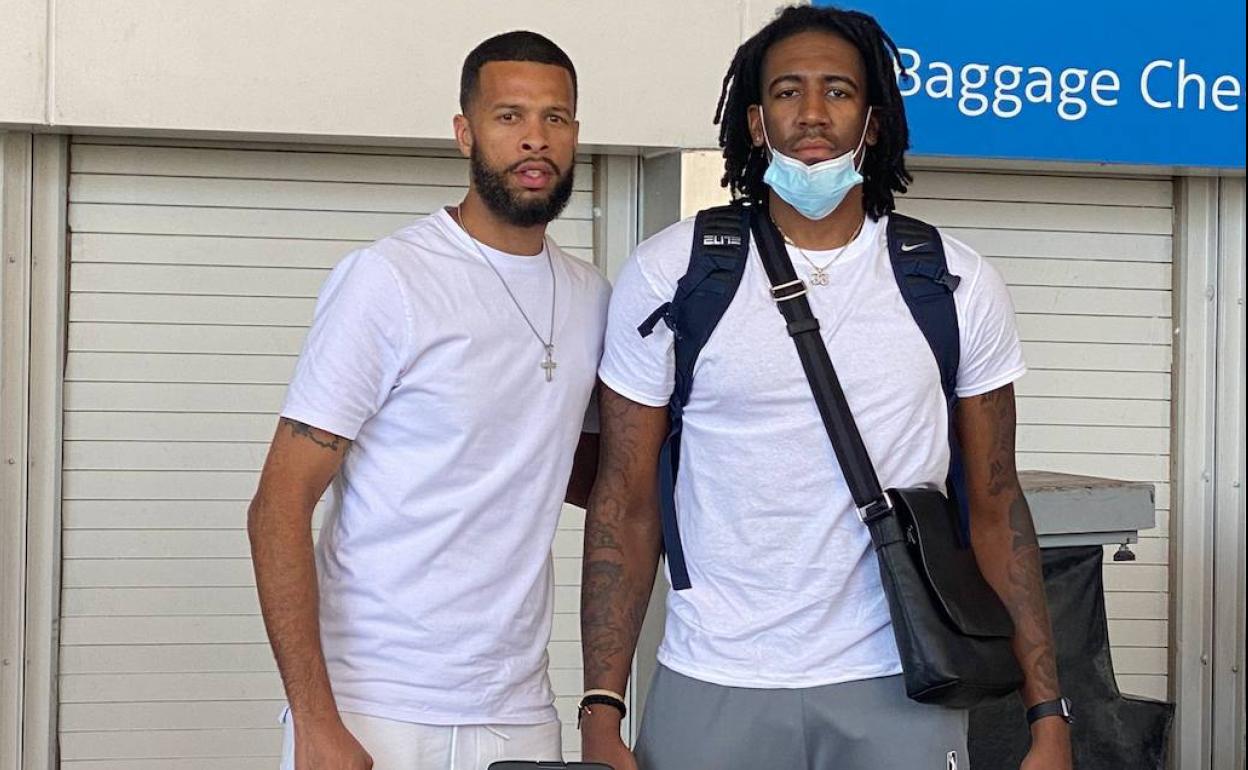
[886,213,961,395]
[638,201,751,590]
[886,212,972,543]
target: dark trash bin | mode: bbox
[969,474,1175,769]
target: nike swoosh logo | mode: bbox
[900,241,928,252]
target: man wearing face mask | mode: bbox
[579,5,1072,770]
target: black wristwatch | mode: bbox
[1026,697,1073,726]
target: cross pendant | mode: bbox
[809,267,830,287]
[541,345,557,382]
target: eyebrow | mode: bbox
[490,102,574,115]
[767,73,859,91]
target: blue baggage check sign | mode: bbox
[815,1,1246,169]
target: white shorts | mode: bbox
[278,706,562,770]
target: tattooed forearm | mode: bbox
[580,386,666,691]
[581,560,630,681]
[280,418,343,452]
[1005,490,1061,699]
[959,384,1061,706]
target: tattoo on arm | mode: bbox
[1006,489,1060,698]
[965,385,1061,704]
[580,389,664,689]
[985,387,1016,498]
[280,418,343,452]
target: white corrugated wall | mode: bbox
[59,138,597,767]
[897,170,1173,701]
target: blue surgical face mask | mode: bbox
[760,106,873,220]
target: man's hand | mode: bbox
[294,712,374,769]
[1020,718,1072,770]
[580,710,639,770]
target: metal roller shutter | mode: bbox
[897,169,1174,701]
[60,137,598,767]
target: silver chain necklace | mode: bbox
[774,216,865,287]
[453,207,558,382]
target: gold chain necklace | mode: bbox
[773,216,865,287]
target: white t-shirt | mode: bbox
[598,213,1026,689]
[281,209,611,725]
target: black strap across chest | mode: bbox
[639,202,967,590]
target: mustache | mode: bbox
[791,132,836,145]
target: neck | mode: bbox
[453,192,547,256]
[767,187,866,250]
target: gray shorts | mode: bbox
[635,666,968,770]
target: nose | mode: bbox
[796,89,830,131]
[520,117,550,154]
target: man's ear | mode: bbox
[865,107,879,148]
[747,104,766,148]
[453,113,473,159]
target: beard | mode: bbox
[470,146,576,228]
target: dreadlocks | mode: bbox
[713,4,912,219]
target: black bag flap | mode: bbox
[890,486,1015,639]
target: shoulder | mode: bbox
[889,215,995,298]
[552,243,610,291]
[551,245,613,307]
[391,209,453,245]
[883,213,1011,315]
[325,244,402,292]
[318,223,437,308]
[936,230,1015,310]
[884,213,987,284]
[377,212,458,264]
[935,229,988,287]
[921,225,1016,329]
[335,212,466,290]
[628,216,701,292]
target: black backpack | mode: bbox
[638,200,969,590]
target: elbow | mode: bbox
[246,492,270,547]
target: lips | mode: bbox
[512,160,558,190]
[791,141,837,163]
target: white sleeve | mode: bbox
[597,254,675,407]
[955,253,1028,398]
[280,250,412,439]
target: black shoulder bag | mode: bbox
[750,206,1023,709]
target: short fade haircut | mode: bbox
[459,31,578,113]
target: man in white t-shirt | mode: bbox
[247,31,610,770]
[579,6,1072,770]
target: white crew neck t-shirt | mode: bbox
[281,208,611,725]
[598,213,1026,689]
